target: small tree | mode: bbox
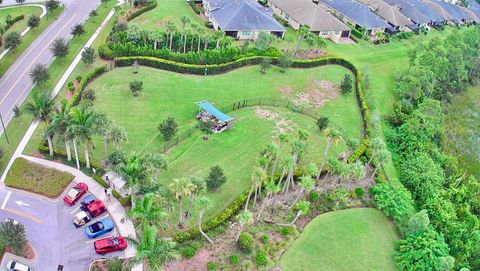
[206,165,227,191]
[27,15,40,29]
[4,31,21,52]
[46,0,60,11]
[0,220,27,254]
[316,117,329,131]
[157,117,178,141]
[259,58,272,74]
[50,37,69,63]
[278,54,292,73]
[29,63,50,87]
[71,23,85,36]
[15,0,26,4]
[89,9,98,17]
[81,46,95,66]
[340,74,353,94]
[129,80,143,96]
[114,19,128,32]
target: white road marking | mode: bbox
[15,200,30,207]
[1,191,12,209]
[85,233,116,244]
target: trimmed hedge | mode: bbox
[126,1,157,21]
[98,44,114,60]
[190,1,201,15]
[5,14,25,31]
[69,65,107,106]
[351,28,363,39]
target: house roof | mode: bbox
[356,0,412,26]
[383,0,434,23]
[431,0,470,22]
[196,101,234,122]
[406,0,444,22]
[460,6,480,22]
[422,0,455,21]
[320,0,390,29]
[205,0,285,32]
[268,0,350,31]
[467,0,480,19]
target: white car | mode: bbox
[6,260,32,271]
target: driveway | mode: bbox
[0,183,124,270]
[0,0,100,130]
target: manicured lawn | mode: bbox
[0,6,63,77]
[280,208,398,271]
[0,1,116,176]
[5,157,74,198]
[130,0,210,31]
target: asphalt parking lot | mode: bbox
[0,183,124,270]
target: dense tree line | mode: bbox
[387,27,480,269]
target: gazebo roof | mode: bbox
[196,101,234,122]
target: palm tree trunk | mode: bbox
[204,38,208,50]
[187,194,195,217]
[235,225,244,242]
[276,211,301,226]
[216,39,220,49]
[316,142,332,180]
[367,148,376,166]
[293,37,303,57]
[244,182,255,211]
[169,33,173,50]
[276,166,286,186]
[198,211,214,244]
[73,139,80,169]
[154,40,157,50]
[183,33,187,53]
[253,185,258,207]
[270,156,279,182]
[65,140,72,161]
[115,142,120,151]
[288,189,303,210]
[256,196,270,222]
[84,144,91,168]
[191,31,195,51]
[47,135,54,156]
[371,164,380,179]
[197,36,201,52]
[103,136,108,162]
[178,198,183,227]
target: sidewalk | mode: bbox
[20,155,138,259]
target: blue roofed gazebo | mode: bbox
[195,100,234,133]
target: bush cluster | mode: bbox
[69,66,106,106]
[238,232,254,253]
[190,1,201,14]
[126,0,157,21]
[5,14,25,31]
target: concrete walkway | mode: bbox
[20,154,138,259]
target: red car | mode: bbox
[63,182,88,206]
[73,200,107,227]
[94,236,127,255]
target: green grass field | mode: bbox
[5,157,74,198]
[130,0,210,31]
[0,5,42,37]
[280,208,398,271]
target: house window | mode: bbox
[334,31,340,35]
[321,31,329,36]
[241,31,251,36]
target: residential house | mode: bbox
[202,0,285,40]
[356,0,413,32]
[268,0,351,43]
[384,0,443,28]
[427,0,470,24]
[460,6,480,23]
[320,0,390,35]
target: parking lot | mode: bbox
[0,183,125,270]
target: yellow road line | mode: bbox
[3,207,43,224]
[0,13,78,105]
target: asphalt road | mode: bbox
[0,0,100,132]
[0,184,123,270]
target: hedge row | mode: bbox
[189,1,201,15]
[126,1,158,21]
[5,14,25,31]
[350,28,363,39]
[69,65,107,106]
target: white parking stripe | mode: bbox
[85,233,116,244]
[1,191,12,210]
[70,205,82,214]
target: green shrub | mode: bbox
[238,232,254,253]
[309,191,319,202]
[190,1,201,14]
[260,234,270,244]
[206,261,217,270]
[98,43,115,59]
[126,0,157,21]
[350,28,363,39]
[181,246,197,258]
[229,254,240,265]
[68,81,74,87]
[5,14,25,30]
[354,187,365,198]
[76,75,82,81]
[279,227,290,236]
[255,251,268,266]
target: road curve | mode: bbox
[0,0,100,132]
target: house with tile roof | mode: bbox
[357,0,413,32]
[268,0,351,43]
[320,0,390,35]
[202,0,285,40]
[384,0,445,28]
[424,0,470,24]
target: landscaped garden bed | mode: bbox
[5,157,74,198]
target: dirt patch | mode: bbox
[279,80,339,109]
[4,243,35,260]
[164,248,213,271]
[256,109,294,136]
[279,87,294,96]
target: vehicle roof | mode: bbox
[87,200,105,211]
[7,260,30,271]
[75,211,88,220]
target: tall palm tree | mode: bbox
[180,15,190,53]
[186,176,206,217]
[68,106,99,169]
[110,124,128,151]
[213,30,225,49]
[165,21,176,51]
[266,143,280,182]
[169,178,195,228]
[47,99,72,160]
[96,113,113,162]
[129,193,167,227]
[190,23,200,52]
[244,167,265,211]
[115,152,145,208]
[371,149,390,179]
[128,224,179,269]
[149,31,164,50]
[367,137,384,166]
[194,196,213,244]
[294,25,310,57]
[235,210,253,242]
[197,28,205,52]
[288,175,314,209]
[316,128,342,181]
[25,90,55,156]
[256,181,280,223]
[281,200,310,226]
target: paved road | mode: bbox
[0,0,100,133]
[0,184,123,270]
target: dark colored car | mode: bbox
[85,218,114,238]
[73,200,107,227]
[63,182,88,206]
[80,195,96,211]
[94,236,127,255]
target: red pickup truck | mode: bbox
[73,200,107,227]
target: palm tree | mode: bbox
[128,224,179,269]
[349,161,365,182]
[115,152,145,208]
[186,176,206,217]
[194,196,214,244]
[96,113,113,162]
[129,193,167,227]
[235,210,253,242]
[266,143,280,182]
[68,106,99,169]
[244,167,265,211]
[47,99,72,161]
[197,28,205,52]
[149,31,164,50]
[278,200,310,226]
[110,124,128,151]
[165,21,176,51]
[256,181,280,222]
[213,30,225,49]
[25,90,55,156]
[316,128,342,181]
[288,175,314,209]
[371,149,390,179]
[293,25,310,57]
[169,178,195,228]
[315,36,327,53]
[284,35,294,53]
[367,137,384,166]
[190,23,200,52]
[180,16,190,53]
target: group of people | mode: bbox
[196,110,229,133]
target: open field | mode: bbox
[0,5,42,37]
[280,208,398,271]
[5,157,74,198]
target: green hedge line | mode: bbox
[350,28,363,39]
[5,14,25,30]
[189,1,201,15]
[126,1,158,21]
[69,65,107,107]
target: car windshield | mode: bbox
[108,237,119,246]
[66,188,80,200]
[89,222,105,232]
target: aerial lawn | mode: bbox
[5,157,74,198]
[280,208,398,271]
[130,0,209,31]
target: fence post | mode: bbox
[286,101,290,109]
[243,100,246,108]
[232,103,235,111]
[245,100,248,107]
[258,98,262,105]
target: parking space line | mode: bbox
[70,205,82,214]
[1,191,11,209]
[3,207,43,224]
[85,233,116,244]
